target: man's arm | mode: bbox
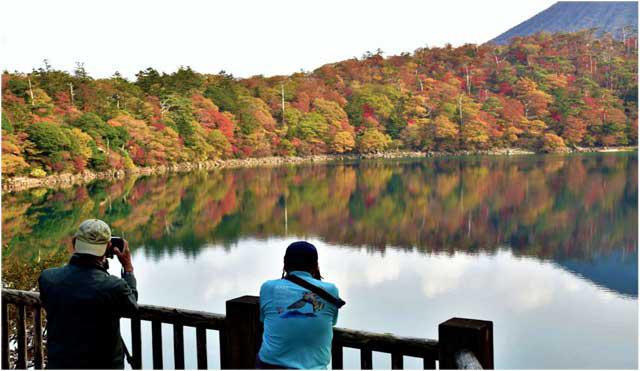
[121,271,138,299]
[114,239,138,316]
[115,273,138,317]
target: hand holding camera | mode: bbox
[109,237,133,273]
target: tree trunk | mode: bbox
[68,83,75,106]
[27,77,35,106]
[458,95,464,147]
[281,84,285,126]
[464,66,471,96]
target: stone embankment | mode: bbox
[2,156,343,193]
[3,147,635,193]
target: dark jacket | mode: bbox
[38,254,138,369]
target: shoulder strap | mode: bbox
[284,275,346,309]
[121,336,134,367]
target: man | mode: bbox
[257,241,344,369]
[38,219,138,369]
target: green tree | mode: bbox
[163,95,198,148]
[207,129,232,158]
[165,66,204,95]
[203,72,249,112]
[135,67,163,95]
[357,128,391,153]
[72,112,129,149]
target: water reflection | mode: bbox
[2,153,638,368]
[116,238,637,369]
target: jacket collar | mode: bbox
[69,253,109,273]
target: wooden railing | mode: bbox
[331,327,439,369]
[1,289,493,369]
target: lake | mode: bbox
[2,152,637,369]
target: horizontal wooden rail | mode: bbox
[2,289,41,306]
[136,304,225,329]
[2,289,493,370]
[1,289,225,328]
[334,327,439,358]
[333,327,440,369]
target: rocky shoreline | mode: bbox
[2,147,636,193]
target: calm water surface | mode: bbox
[2,153,637,369]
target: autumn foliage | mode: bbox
[2,30,637,176]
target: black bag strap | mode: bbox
[121,336,134,367]
[284,275,346,309]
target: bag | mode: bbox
[284,275,346,309]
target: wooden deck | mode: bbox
[1,288,491,369]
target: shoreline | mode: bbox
[2,146,636,193]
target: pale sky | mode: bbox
[0,0,559,80]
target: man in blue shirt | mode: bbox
[258,241,342,369]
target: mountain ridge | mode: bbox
[491,1,638,44]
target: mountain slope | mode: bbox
[491,1,638,44]
[556,250,638,298]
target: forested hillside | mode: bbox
[2,30,637,177]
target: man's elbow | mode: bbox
[122,299,139,317]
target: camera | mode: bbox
[107,237,125,259]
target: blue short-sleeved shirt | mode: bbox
[258,271,340,369]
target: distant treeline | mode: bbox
[2,30,637,177]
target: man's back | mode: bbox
[259,271,339,369]
[39,255,138,369]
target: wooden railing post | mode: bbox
[331,341,343,369]
[221,296,262,369]
[33,307,44,369]
[173,324,185,369]
[130,318,142,369]
[2,300,9,370]
[360,348,372,369]
[196,326,208,369]
[391,352,404,369]
[16,304,27,370]
[2,302,9,370]
[438,318,493,369]
[151,320,163,369]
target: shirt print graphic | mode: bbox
[279,292,325,318]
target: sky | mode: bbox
[0,0,559,80]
